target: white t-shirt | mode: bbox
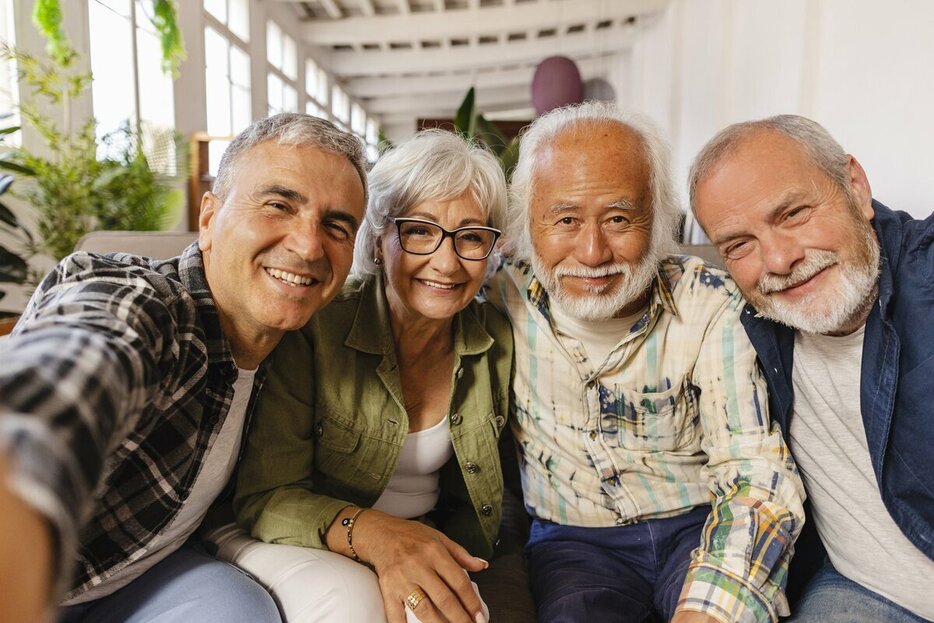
[791,328,934,620]
[65,367,256,604]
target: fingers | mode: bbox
[443,537,489,573]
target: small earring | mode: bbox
[373,256,382,265]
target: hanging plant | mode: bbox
[33,0,186,76]
[151,0,187,77]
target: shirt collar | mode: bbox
[174,242,239,373]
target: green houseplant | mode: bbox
[453,87,521,180]
[0,0,186,296]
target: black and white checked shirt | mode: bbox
[0,243,265,600]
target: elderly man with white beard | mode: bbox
[690,115,934,623]
[484,101,805,623]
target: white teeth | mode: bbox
[266,268,314,286]
[422,280,456,290]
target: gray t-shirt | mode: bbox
[791,327,934,619]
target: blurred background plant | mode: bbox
[0,0,186,298]
[453,87,521,181]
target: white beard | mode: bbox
[531,251,658,321]
[754,228,880,335]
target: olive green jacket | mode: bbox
[234,274,514,559]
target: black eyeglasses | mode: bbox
[391,217,501,261]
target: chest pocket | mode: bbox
[599,376,699,452]
[314,410,363,474]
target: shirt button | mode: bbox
[589,431,597,440]
[465,462,480,474]
[315,424,324,437]
[586,380,596,390]
[481,504,494,516]
[455,368,464,379]
[450,413,463,425]
[494,415,505,429]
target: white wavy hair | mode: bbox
[504,101,681,261]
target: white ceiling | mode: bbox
[273,0,670,126]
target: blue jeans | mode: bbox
[526,505,709,623]
[786,560,931,622]
[58,542,280,623]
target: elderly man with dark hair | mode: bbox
[485,101,805,623]
[0,112,368,622]
[691,115,934,623]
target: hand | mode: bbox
[352,510,487,623]
[671,611,723,623]
[0,454,55,623]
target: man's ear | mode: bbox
[846,155,874,220]
[198,192,220,252]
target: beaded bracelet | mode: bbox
[341,507,368,562]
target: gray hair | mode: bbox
[688,114,849,213]
[505,101,681,261]
[352,129,507,277]
[213,112,368,203]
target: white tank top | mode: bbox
[372,416,454,519]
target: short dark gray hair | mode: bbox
[688,114,849,213]
[505,101,681,261]
[213,112,368,203]
[352,129,507,277]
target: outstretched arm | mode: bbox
[0,454,54,622]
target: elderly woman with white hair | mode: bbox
[211,129,513,623]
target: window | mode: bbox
[204,0,249,43]
[266,21,298,115]
[88,0,175,155]
[305,58,329,115]
[366,118,380,162]
[204,25,251,175]
[331,85,349,128]
[0,0,18,141]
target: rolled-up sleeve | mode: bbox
[0,254,181,596]
[678,291,806,623]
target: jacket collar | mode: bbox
[345,272,495,357]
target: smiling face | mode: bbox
[693,130,880,335]
[199,140,365,363]
[378,193,490,326]
[529,121,657,320]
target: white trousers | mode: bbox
[208,524,489,623]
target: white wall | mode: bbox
[621,0,934,240]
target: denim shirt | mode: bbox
[234,273,514,559]
[741,201,934,582]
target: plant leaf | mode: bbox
[0,159,36,175]
[475,114,508,154]
[0,200,20,229]
[454,87,477,138]
[0,126,20,136]
[0,244,29,284]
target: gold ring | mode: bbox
[405,587,427,610]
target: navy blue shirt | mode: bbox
[741,200,934,598]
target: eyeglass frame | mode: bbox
[389,217,502,261]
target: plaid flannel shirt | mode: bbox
[0,243,263,601]
[485,255,806,623]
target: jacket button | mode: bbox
[450,413,463,425]
[465,462,480,474]
[494,415,505,429]
[455,368,464,379]
[481,504,493,516]
[315,424,324,437]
